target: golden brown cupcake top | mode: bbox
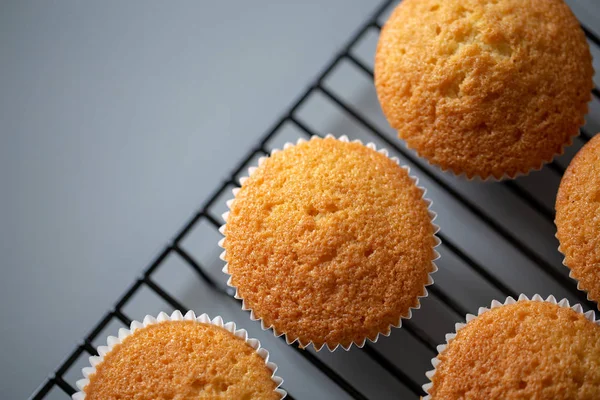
[556,135,600,306]
[429,301,600,399]
[223,137,436,349]
[375,0,593,179]
[84,321,281,400]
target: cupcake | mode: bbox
[375,0,594,179]
[73,311,285,400]
[220,135,439,351]
[423,295,600,399]
[556,134,600,306]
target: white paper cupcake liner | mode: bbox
[218,134,441,352]
[422,293,599,399]
[72,310,287,399]
[555,238,598,307]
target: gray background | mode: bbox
[1,1,375,398]
[1,1,599,399]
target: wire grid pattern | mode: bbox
[32,1,600,399]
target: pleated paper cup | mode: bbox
[422,293,599,399]
[218,134,441,351]
[556,238,598,307]
[72,310,286,399]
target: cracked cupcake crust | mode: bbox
[375,0,593,179]
[223,137,437,349]
[556,135,600,306]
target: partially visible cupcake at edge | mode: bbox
[556,134,600,306]
[425,296,600,399]
[375,0,594,179]
[221,136,439,350]
[74,311,284,400]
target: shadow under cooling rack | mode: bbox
[32,0,600,399]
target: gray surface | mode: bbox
[0,1,375,398]
[1,1,599,399]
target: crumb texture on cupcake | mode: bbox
[83,321,281,400]
[224,137,436,349]
[556,135,600,306]
[429,301,600,399]
[375,0,593,179]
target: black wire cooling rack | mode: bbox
[32,1,600,399]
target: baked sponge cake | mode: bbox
[79,313,283,400]
[222,136,438,350]
[426,299,600,399]
[556,134,600,306]
[375,0,594,179]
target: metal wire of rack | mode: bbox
[32,1,600,399]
